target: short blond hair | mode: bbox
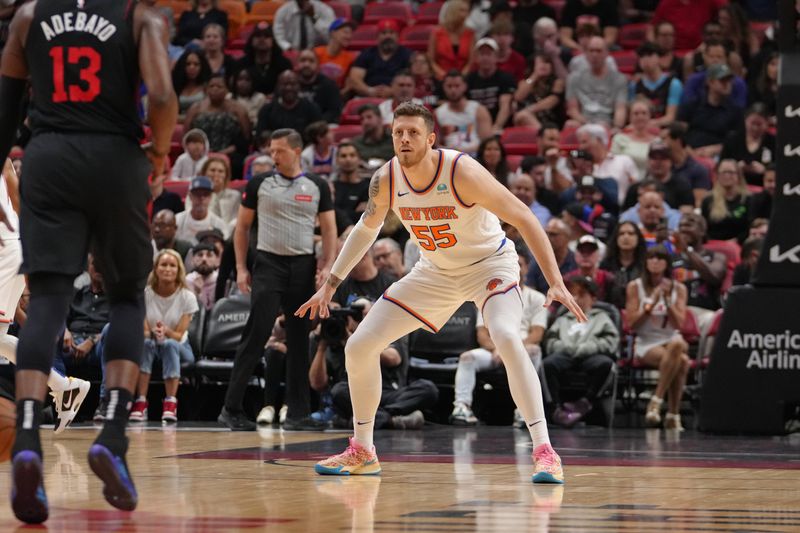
[149,249,188,292]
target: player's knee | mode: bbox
[488,326,518,353]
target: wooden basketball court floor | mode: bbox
[0,424,798,532]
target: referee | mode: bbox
[218,128,337,430]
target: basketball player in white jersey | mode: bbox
[0,159,90,434]
[297,103,587,484]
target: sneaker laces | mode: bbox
[534,444,557,469]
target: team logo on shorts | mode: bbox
[486,278,503,291]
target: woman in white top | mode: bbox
[625,245,690,431]
[611,98,659,180]
[130,250,199,423]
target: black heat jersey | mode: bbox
[25,0,142,140]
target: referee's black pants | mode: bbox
[224,252,316,419]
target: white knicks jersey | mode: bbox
[389,148,507,270]
[0,167,18,241]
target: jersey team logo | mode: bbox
[436,183,448,194]
[486,278,503,291]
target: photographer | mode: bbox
[309,299,438,430]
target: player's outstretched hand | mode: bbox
[295,284,335,321]
[545,284,588,323]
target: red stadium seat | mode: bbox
[340,97,384,125]
[500,126,539,156]
[332,124,363,143]
[401,25,436,52]
[559,126,579,151]
[327,1,352,20]
[284,49,299,67]
[349,24,379,51]
[619,23,648,50]
[363,2,413,27]
[164,180,191,200]
[416,2,444,25]
[507,154,523,173]
[680,308,702,346]
[611,50,638,75]
[750,21,772,46]
[247,1,282,25]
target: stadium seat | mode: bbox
[164,180,191,199]
[332,124,363,143]
[170,0,191,23]
[705,240,742,268]
[327,1,352,20]
[559,126,579,151]
[415,2,444,24]
[619,23,648,50]
[171,124,185,144]
[363,2,413,27]
[340,97,384,125]
[247,0,282,25]
[228,180,248,193]
[219,0,246,37]
[187,299,206,358]
[349,24,379,51]
[542,0,566,21]
[401,25,436,52]
[200,294,251,360]
[507,154,522,173]
[500,126,539,156]
[611,50,638,75]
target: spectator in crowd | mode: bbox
[347,20,412,98]
[243,131,274,181]
[435,71,492,153]
[526,218,578,292]
[565,36,627,130]
[631,43,682,128]
[543,275,618,427]
[623,140,694,213]
[257,315,290,426]
[490,19,527,83]
[677,64,744,158]
[476,136,513,186]
[249,154,273,178]
[379,71,425,126]
[637,191,673,249]
[201,23,235,77]
[509,172,552,226]
[273,0,336,51]
[172,49,211,117]
[513,53,565,130]
[311,299,437,430]
[409,52,441,108]
[625,245,690,431]
[732,236,763,287]
[564,235,616,304]
[620,179,682,232]
[513,0,558,32]
[231,71,267,128]
[351,104,394,164]
[174,0,228,47]
[218,129,337,431]
[578,124,637,206]
[152,210,193,259]
[537,124,574,192]
[747,164,775,222]
[297,49,343,124]
[682,39,748,110]
[467,38,515,133]
[600,221,646,307]
[531,17,571,80]
[611,98,660,180]
[671,213,726,332]
[196,228,226,258]
[663,122,712,207]
[315,18,357,88]
[558,151,618,216]
[718,3,758,71]
[650,0,722,51]
[176,176,230,244]
[331,142,368,224]
[567,23,618,75]
[428,0,475,80]
[748,217,768,239]
[568,175,620,232]
[300,121,336,179]
[682,22,725,77]
[520,156,561,215]
[485,0,532,58]
[720,103,775,187]
[185,156,241,226]
[560,0,619,51]
[372,238,407,280]
[256,70,323,138]
[130,250,198,422]
[172,128,209,181]
[185,243,220,311]
[235,22,293,96]
[150,173,185,219]
[451,251,547,426]
[648,21,683,78]
[749,51,777,122]
[701,159,750,242]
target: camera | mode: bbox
[320,304,366,345]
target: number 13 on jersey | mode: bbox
[410,224,458,251]
[50,46,102,103]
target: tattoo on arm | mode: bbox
[364,170,382,218]
[327,274,343,289]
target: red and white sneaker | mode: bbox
[532,443,564,484]
[162,398,178,422]
[129,398,148,422]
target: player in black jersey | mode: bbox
[0,0,177,524]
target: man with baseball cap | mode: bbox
[347,19,412,98]
[564,235,616,305]
[315,18,357,87]
[467,37,516,133]
[175,176,229,245]
[622,140,694,212]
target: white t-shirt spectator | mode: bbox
[566,68,628,125]
[594,152,639,205]
[144,286,199,342]
[175,211,229,244]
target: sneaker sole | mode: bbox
[11,451,49,524]
[53,381,91,435]
[315,460,382,476]
[88,444,138,511]
[162,414,177,423]
[532,471,565,484]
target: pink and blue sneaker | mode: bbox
[532,443,565,484]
